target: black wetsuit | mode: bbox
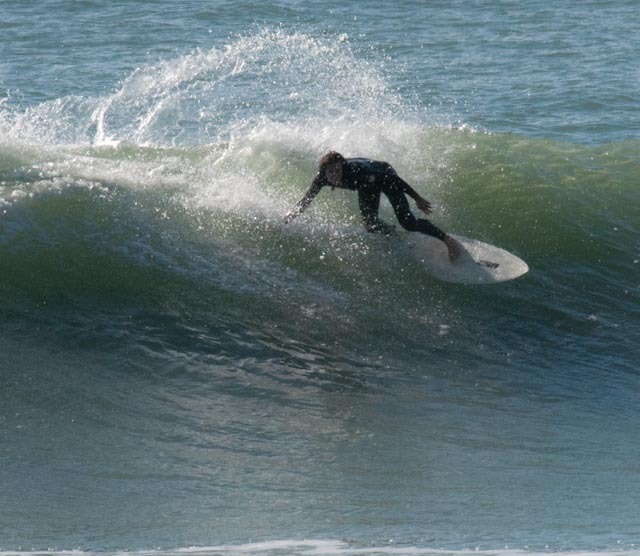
[294,158,446,240]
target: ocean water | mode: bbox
[1,1,639,555]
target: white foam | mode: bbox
[2,541,639,556]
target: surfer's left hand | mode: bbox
[415,196,433,215]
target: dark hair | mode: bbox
[318,151,345,173]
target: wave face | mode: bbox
[1,26,640,555]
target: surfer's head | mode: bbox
[318,151,344,186]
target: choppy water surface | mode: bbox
[1,2,639,554]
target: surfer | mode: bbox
[285,151,461,261]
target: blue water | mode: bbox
[1,2,640,555]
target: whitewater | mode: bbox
[1,2,639,555]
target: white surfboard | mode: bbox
[404,233,528,284]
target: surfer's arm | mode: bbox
[389,175,433,215]
[284,175,324,223]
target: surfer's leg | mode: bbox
[358,185,392,233]
[384,186,447,241]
